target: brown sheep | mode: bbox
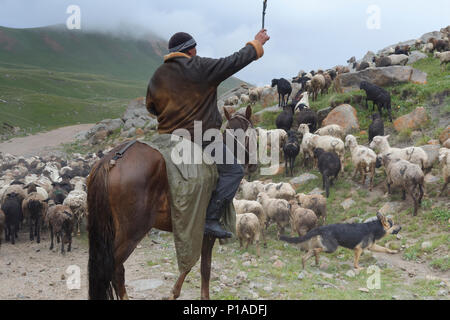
[288,200,318,237]
[45,205,74,254]
[0,208,4,249]
[294,193,327,225]
[310,74,325,101]
[236,213,261,256]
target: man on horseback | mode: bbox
[146,29,270,239]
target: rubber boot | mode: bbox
[204,199,232,239]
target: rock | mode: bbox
[127,279,164,292]
[126,128,136,138]
[394,107,430,132]
[346,270,356,278]
[407,51,428,65]
[421,144,441,168]
[341,198,356,210]
[89,129,108,145]
[272,260,284,269]
[122,98,152,122]
[439,126,450,144]
[321,271,333,278]
[135,128,145,136]
[322,104,359,134]
[421,241,432,250]
[290,173,318,187]
[337,66,427,92]
[437,289,448,296]
[424,174,440,184]
[162,272,176,280]
[219,275,228,283]
[361,51,376,64]
[309,188,325,195]
[359,288,370,293]
[379,202,404,215]
[254,105,279,115]
[236,271,248,283]
[298,271,306,280]
[445,139,450,149]
[124,118,148,130]
[427,139,440,145]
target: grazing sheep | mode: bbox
[370,135,428,170]
[314,148,341,198]
[233,198,266,232]
[63,190,87,236]
[0,208,4,249]
[428,38,449,52]
[1,192,21,244]
[262,182,296,201]
[368,113,385,143]
[378,154,424,216]
[438,148,449,195]
[283,131,300,177]
[288,200,318,237]
[22,191,48,243]
[295,107,318,134]
[276,103,295,132]
[236,213,261,256]
[360,81,393,122]
[294,193,327,225]
[46,205,74,254]
[434,51,450,71]
[345,135,377,190]
[239,179,265,201]
[256,192,290,237]
[271,78,292,107]
[310,74,325,101]
[315,124,345,140]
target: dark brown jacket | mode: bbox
[146,40,264,141]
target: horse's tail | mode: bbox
[87,158,116,300]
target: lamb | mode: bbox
[288,200,318,237]
[63,189,88,236]
[22,190,48,243]
[271,78,292,107]
[345,135,377,190]
[310,74,325,101]
[276,103,295,132]
[438,148,449,195]
[434,51,450,71]
[370,135,428,170]
[360,81,393,122]
[1,192,21,244]
[236,213,261,256]
[0,208,4,249]
[368,113,384,143]
[294,193,327,225]
[314,148,341,198]
[314,124,345,140]
[283,131,300,177]
[256,192,290,236]
[45,204,74,254]
[378,154,424,216]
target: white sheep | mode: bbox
[345,134,377,190]
[256,192,290,237]
[294,92,310,109]
[63,190,88,236]
[438,148,449,195]
[294,193,327,225]
[239,179,265,201]
[256,128,288,149]
[434,51,450,71]
[298,123,316,168]
[261,182,296,201]
[369,135,428,170]
[236,213,261,256]
[315,124,345,140]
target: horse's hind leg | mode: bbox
[112,264,128,300]
[200,235,216,300]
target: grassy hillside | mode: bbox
[0,25,246,137]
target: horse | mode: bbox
[87,105,255,300]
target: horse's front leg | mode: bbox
[200,235,216,300]
[166,269,191,300]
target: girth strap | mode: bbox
[112,140,138,161]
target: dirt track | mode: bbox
[0,124,95,157]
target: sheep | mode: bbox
[63,189,87,236]
[294,92,309,109]
[314,124,345,140]
[317,70,332,95]
[256,192,290,237]
[288,200,318,237]
[233,198,266,246]
[355,61,370,71]
[335,65,350,74]
[314,148,341,198]
[428,38,449,53]
[0,208,4,249]
[378,154,424,216]
[438,148,449,195]
[50,181,73,205]
[239,179,265,201]
[368,113,384,143]
[236,213,261,256]
[345,135,377,190]
[370,135,428,170]
[271,78,292,108]
[283,131,300,177]
[256,128,288,150]
[292,77,310,95]
[248,88,261,105]
[373,55,392,67]
[1,192,21,244]
[276,103,295,132]
[310,74,325,101]
[298,123,317,168]
[22,191,48,243]
[262,182,296,201]
[295,107,318,134]
[294,193,327,225]
[45,204,74,254]
[395,45,410,55]
[309,133,345,173]
[434,51,450,71]
[360,81,393,122]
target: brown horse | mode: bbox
[87,105,255,300]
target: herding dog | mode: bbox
[280,212,401,269]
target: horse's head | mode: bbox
[223,106,258,175]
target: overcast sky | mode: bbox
[0,0,449,85]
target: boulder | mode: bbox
[379,202,404,215]
[122,97,152,122]
[393,107,430,132]
[439,126,450,144]
[290,173,318,187]
[407,51,428,65]
[361,51,376,64]
[337,66,428,92]
[89,129,108,145]
[317,107,333,126]
[322,104,359,134]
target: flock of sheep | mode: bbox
[0,152,97,253]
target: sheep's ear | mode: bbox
[223,107,232,121]
[245,105,252,120]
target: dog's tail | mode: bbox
[280,228,320,244]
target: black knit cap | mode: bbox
[168,32,197,53]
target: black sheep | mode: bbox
[283,131,300,177]
[276,103,295,132]
[314,148,341,198]
[271,78,292,108]
[2,192,21,244]
[292,76,310,94]
[360,81,393,122]
[50,181,73,205]
[368,113,385,143]
[295,106,318,133]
